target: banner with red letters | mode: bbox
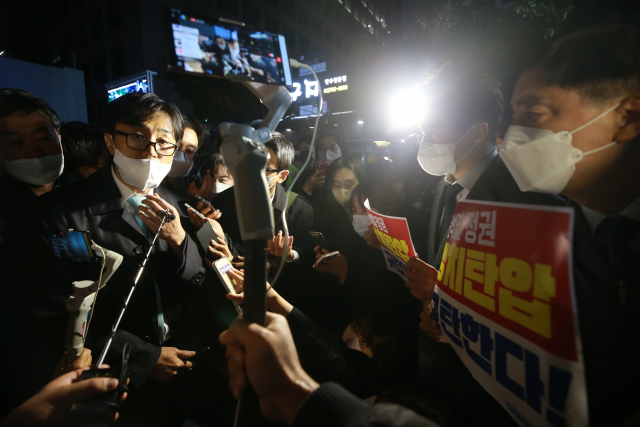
[432,200,587,427]
[364,199,417,280]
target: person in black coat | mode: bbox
[0,89,83,416]
[40,93,207,390]
[495,25,640,426]
[214,132,314,269]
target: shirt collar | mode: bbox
[111,164,153,201]
[445,149,498,190]
[580,195,640,235]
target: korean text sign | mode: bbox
[432,200,587,427]
[364,199,417,279]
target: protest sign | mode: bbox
[364,199,417,279]
[432,200,586,427]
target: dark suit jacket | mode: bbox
[0,175,72,415]
[570,202,640,425]
[421,156,565,426]
[214,183,315,261]
[39,166,207,386]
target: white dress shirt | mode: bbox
[444,149,498,201]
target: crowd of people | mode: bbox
[0,23,639,427]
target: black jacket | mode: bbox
[39,166,207,387]
[214,183,315,262]
[421,155,565,426]
[0,175,72,415]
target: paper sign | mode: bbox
[432,200,586,427]
[364,199,417,279]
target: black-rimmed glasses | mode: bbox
[114,130,177,157]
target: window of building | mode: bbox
[282,0,295,17]
[242,1,260,29]
[323,1,332,19]
[375,9,380,21]
[93,55,106,84]
[107,2,121,32]
[299,35,309,54]
[75,22,87,49]
[298,6,309,28]
[345,0,352,13]
[111,45,125,78]
[311,17,321,34]
[361,0,367,6]
[90,12,102,41]
[282,25,296,49]
[264,14,279,34]
[354,6,360,21]
[324,31,333,45]
[219,0,238,16]
[381,14,386,28]
[337,0,342,4]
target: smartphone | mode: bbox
[197,221,221,261]
[46,230,98,263]
[168,9,292,86]
[309,231,330,251]
[313,251,340,268]
[314,161,329,173]
[195,194,215,212]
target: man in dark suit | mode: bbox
[403,63,564,426]
[214,131,314,271]
[494,25,640,426]
[40,93,207,389]
[0,89,87,416]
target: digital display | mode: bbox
[47,230,93,262]
[107,78,149,102]
[168,9,292,86]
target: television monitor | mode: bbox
[167,9,292,86]
[106,71,156,102]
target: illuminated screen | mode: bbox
[108,78,148,102]
[168,9,292,86]
[47,231,92,262]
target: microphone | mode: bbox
[155,209,176,222]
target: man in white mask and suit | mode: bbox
[40,93,207,405]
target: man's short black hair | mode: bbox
[0,88,60,133]
[60,121,110,173]
[103,93,184,143]
[535,24,640,104]
[424,62,503,143]
[183,116,210,149]
[265,132,294,171]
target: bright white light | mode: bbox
[334,124,339,126]
[290,83,302,101]
[357,120,364,124]
[389,86,427,129]
[309,126,314,129]
[286,128,292,131]
[0,50,5,56]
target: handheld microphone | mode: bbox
[156,209,176,222]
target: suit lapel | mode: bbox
[465,156,508,202]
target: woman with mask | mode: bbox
[292,131,348,200]
[311,156,365,255]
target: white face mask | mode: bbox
[333,188,353,209]
[498,102,620,194]
[326,148,342,165]
[214,182,232,194]
[352,214,371,237]
[166,151,192,178]
[417,126,475,176]
[3,153,64,185]
[265,172,281,189]
[113,149,172,190]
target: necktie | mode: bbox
[438,183,464,246]
[125,194,166,343]
[126,194,151,237]
[593,216,640,281]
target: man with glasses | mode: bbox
[40,93,207,398]
[214,132,314,267]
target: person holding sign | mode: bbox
[409,62,564,426]
[496,25,640,426]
